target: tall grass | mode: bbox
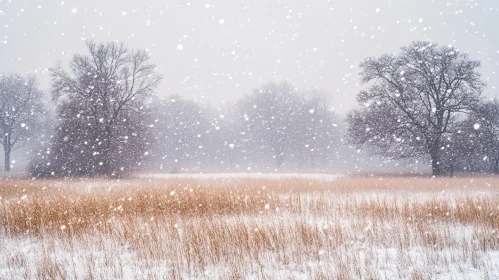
[1,176,499,279]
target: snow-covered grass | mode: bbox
[1,176,499,279]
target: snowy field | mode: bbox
[1,176,499,279]
[138,172,343,181]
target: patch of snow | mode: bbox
[138,172,343,181]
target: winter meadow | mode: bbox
[2,1,499,279]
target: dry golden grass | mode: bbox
[1,176,499,279]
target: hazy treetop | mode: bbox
[1,0,498,114]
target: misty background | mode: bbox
[1,0,499,173]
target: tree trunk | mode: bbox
[494,157,499,174]
[4,134,11,172]
[430,149,441,176]
[4,148,10,172]
[100,124,113,176]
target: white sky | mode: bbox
[1,0,498,114]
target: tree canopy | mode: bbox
[347,41,485,176]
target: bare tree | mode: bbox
[295,89,339,167]
[0,74,43,172]
[460,100,499,173]
[238,82,339,168]
[39,41,162,176]
[347,41,485,176]
[239,81,302,167]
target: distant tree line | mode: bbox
[148,81,340,173]
[1,40,498,177]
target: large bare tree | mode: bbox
[0,74,43,172]
[42,41,162,176]
[347,41,485,176]
[239,81,302,167]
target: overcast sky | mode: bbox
[1,0,498,114]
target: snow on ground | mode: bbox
[138,172,343,181]
[1,217,499,280]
